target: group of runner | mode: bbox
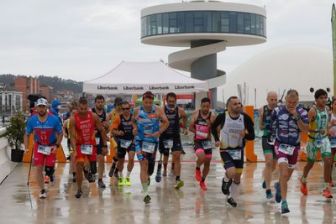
[23,88,336,214]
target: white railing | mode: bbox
[0,127,17,184]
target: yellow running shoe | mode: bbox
[124,177,131,186]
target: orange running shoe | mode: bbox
[300,179,308,196]
[195,169,202,182]
[323,188,333,199]
[200,181,207,191]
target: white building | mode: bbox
[0,91,23,116]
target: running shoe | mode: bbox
[98,179,106,189]
[221,178,232,195]
[274,182,281,203]
[281,201,290,214]
[300,178,308,196]
[84,170,96,183]
[39,189,47,199]
[118,177,124,186]
[155,162,162,183]
[108,163,116,177]
[124,177,131,186]
[200,181,207,191]
[174,180,184,190]
[75,190,82,199]
[227,197,237,207]
[144,195,151,204]
[322,188,333,199]
[195,169,202,182]
[266,189,273,200]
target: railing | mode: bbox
[0,127,17,184]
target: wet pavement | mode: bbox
[0,141,335,224]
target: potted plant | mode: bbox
[0,112,26,162]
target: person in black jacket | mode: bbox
[212,96,255,207]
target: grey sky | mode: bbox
[0,0,333,81]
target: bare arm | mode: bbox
[94,114,107,146]
[69,116,77,151]
[179,107,188,129]
[158,107,169,135]
[189,112,197,133]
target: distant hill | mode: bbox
[0,74,83,93]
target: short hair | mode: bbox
[95,95,105,102]
[114,97,123,106]
[166,92,177,100]
[314,89,328,100]
[226,96,238,108]
[121,101,130,106]
[143,91,154,100]
[286,89,299,98]
[201,97,211,104]
[78,97,88,105]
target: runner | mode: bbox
[212,96,255,207]
[108,97,123,179]
[92,95,109,189]
[63,100,78,182]
[328,96,336,186]
[259,91,278,199]
[24,98,63,199]
[271,89,308,214]
[41,99,63,184]
[301,89,333,198]
[111,101,135,186]
[133,91,169,203]
[158,92,187,189]
[69,97,107,198]
[189,97,216,191]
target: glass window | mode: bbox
[237,13,244,33]
[157,14,162,34]
[150,15,157,35]
[244,13,251,33]
[221,12,230,32]
[169,12,177,33]
[163,13,169,34]
[185,12,193,32]
[212,12,221,33]
[194,12,204,32]
[251,14,256,34]
[177,12,185,33]
[229,12,237,33]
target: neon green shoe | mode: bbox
[118,177,124,186]
[174,180,184,190]
[124,177,131,186]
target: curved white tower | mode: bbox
[141,1,267,105]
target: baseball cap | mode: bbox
[36,98,48,106]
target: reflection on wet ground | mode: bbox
[0,144,335,224]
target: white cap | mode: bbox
[36,98,48,106]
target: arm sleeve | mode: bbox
[211,113,225,142]
[243,113,255,140]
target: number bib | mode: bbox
[226,149,242,160]
[37,145,53,155]
[81,144,93,155]
[163,140,174,149]
[142,142,156,153]
[202,140,212,150]
[120,139,132,149]
[278,144,295,155]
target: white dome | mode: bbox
[219,46,333,108]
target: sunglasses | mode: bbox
[122,107,130,111]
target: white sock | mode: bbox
[127,171,131,178]
[223,170,230,182]
[118,172,123,178]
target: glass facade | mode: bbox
[141,11,266,38]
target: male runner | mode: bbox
[301,89,333,198]
[133,91,169,203]
[212,96,255,207]
[189,97,216,191]
[271,89,308,214]
[24,98,63,199]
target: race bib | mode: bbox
[202,140,212,150]
[120,139,132,149]
[81,144,93,155]
[142,142,156,153]
[195,125,209,140]
[163,139,174,149]
[227,149,242,160]
[37,145,53,155]
[278,144,295,155]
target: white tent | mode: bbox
[83,61,211,94]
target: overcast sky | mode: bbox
[0,0,333,81]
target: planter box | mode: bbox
[11,149,24,162]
